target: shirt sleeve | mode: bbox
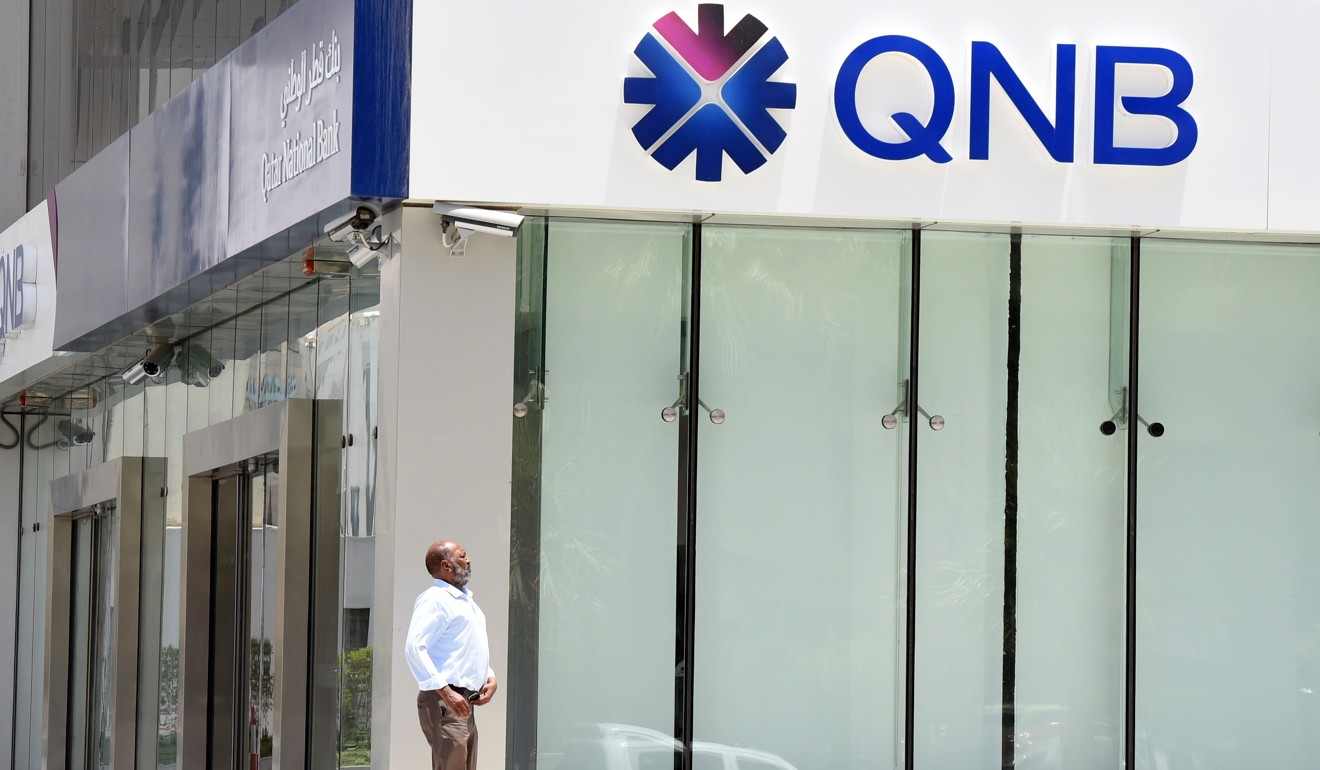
[404,594,451,691]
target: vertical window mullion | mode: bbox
[1125,235,1141,770]
[904,227,922,770]
[675,222,701,770]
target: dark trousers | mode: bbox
[417,689,478,770]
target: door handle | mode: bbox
[882,380,944,431]
[1100,410,1164,437]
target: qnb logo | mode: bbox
[624,4,797,182]
[0,244,35,343]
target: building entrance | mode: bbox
[65,506,114,770]
[205,458,278,769]
[177,399,342,770]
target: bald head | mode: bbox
[426,540,472,587]
[426,541,457,576]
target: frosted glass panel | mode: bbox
[535,221,687,768]
[914,231,1007,769]
[1137,241,1320,769]
[694,226,909,769]
[1015,236,1126,769]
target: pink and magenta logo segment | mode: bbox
[652,6,768,81]
[624,4,797,182]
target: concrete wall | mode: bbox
[374,206,515,770]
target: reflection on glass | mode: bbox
[67,508,117,770]
[338,274,380,767]
[234,305,265,415]
[257,295,292,409]
[1014,235,1126,770]
[67,517,94,770]
[914,231,1009,768]
[6,253,380,770]
[531,221,686,768]
[1137,241,1320,769]
[250,460,279,760]
[92,508,118,770]
[694,225,908,769]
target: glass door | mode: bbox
[913,233,1128,770]
[66,505,117,770]
[1136,241,1320,769]
[519,220,690,768]
[207,457,279,770]
[176,400,341,770]
[692,225,910,769]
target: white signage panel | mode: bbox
[411,0,1285,232]
[1265,0,1320,233]
[0,201,57,384]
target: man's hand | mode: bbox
[439,685,472,718]
[475,676,499,706]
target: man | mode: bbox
[405,540,498,770]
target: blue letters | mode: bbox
[835,35,955,163]
[970,42,1076,162]
[0,246,24,338]
[1094,46,1198,166]
[834,38,1196,167]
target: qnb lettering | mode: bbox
[834,38,1198,167]
[0,244,35,340]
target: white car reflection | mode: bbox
[553,723,799,770]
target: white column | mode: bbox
[0,437,21,765]
[374,206,515,770]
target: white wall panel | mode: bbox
[411,0,1293,232]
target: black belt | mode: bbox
[449,684,480,702]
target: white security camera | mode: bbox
[432,203,524,237]
[325,204,381,243]
[120,343,176,385]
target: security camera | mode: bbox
[347,224,387,268]
[432,203,524,237]
[179,343,225,388]
[325,204,381,243]
[120,343,176,385]
[56,419,95,449]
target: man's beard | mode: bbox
[451,563,471,587]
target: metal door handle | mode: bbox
[1100,412,1164,437]
[660,398,725,424]
[883,379,943,430]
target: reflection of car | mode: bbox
[554,723,799,770]
[984,705,1120,769]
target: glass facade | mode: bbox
[512,219,1320,770]
[5,211,1320,770]
[26,0,297,206]
[6,250,380,770]
[1135,241,1320,769]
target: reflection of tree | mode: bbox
[251,637,275,756]
[340,646,373,764]
[158,645,179,764]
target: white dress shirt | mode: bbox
[405,579,494,692]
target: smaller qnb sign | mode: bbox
[0,244,35,343]
[624,4,798,182]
